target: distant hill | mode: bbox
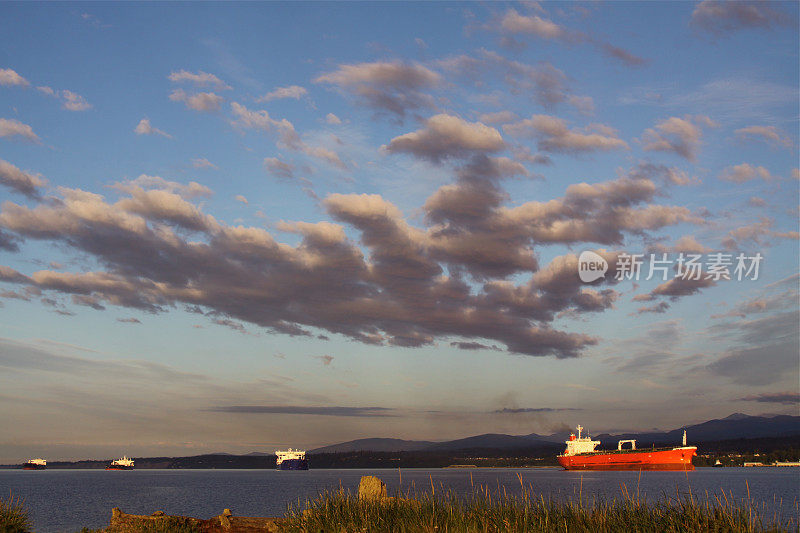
[595,414,800,446]
[310,414,800,453]
[425,433,556,451]
[311,438,435,453]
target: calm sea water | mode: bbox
[1,467,797,532]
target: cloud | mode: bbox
[634,301,671,314]
[231,103,345,168]
[491,10,647,67]
[499,9,565,39]
[264,157,295,179]
[640,115,716,161]
[256,85,308,102]
[117,317,141,324]
[625,161,694,186]
[493,407,580,413]
[721,217,798,250]
[325,113,342,125]
[384,114,504,162]
[691,0,792,34]
[315,60,441,118]
[719,163,772,183]
[235,195,248,204]
[738,392,800,405]
[503,115,628,153]
[314,354,334,366]
[0,159,47,200]
[0,161,707,359]
[60,90,91,111]
[168,70,231,90]
[0,118,40,142]
[478,111,517,124]
[438,50,569,108]
[192,158,217,170]
[208,405,395,417]
[134,118,172,138]
[649,235,711,254]
[169,89,223,112]
[450,341,501,351]
[735,125,792,148]
[600,43,649,67]
[212,317,247,333]
[0,68,29,87]
[708,311,799,385]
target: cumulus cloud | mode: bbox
[640,115,716,161]
[499,9,565,39]
[649,235,711,255]
[0,159,47,200]
[735,125,792,148]
[315,60,441,118]
[0,68,29,87]
[691,0,791,34]
[168,69,231,90]
[719,163,772,183]
[134,118,172,138]
[0,157,712,359]
[0,118,40,142]
[235,195,248,204]
[325,113,342,125]
[503,115,628,153]
[385,114,504,162]
[169,89,223,112]
[256,85,308,102]
[625,161,694,186]
[478,111,517,124]
[60,90,91,111]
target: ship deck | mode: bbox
[564,445,696,457]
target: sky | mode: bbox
[0,1,798,463]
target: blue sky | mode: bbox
[0,2,797,462]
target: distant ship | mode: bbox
[105,456,134,470]
[275,448,308,470]
[22,458,47,470]
[557,425,697,471]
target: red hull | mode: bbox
[558,446,696,471]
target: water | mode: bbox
[1,467,797,532]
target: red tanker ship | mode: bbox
[557,425,697,471]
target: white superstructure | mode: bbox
[562,425,601,456]
[110,456,134,467]
[275,448,305,466]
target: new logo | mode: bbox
[578,251,608,283]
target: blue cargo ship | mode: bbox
[275,448,308,470]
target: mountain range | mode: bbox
[309,413,800,453]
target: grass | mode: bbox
[282,480,797,533]
[0,495,31,533]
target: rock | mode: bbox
[111,508,121,519]
[219,513,231,529]
[223,508,232,516]
[152,511,165,516]
[358,475,387,500]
